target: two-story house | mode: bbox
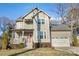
[12,8,51,48]
[11,8,72,48]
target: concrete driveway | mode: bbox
[55,47,79,56]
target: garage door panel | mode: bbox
[52,39,70,47]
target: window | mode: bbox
[42,19,45,24]
[38,19,41,24]
[37,19,45,24]
[38,31,46,39]
[40,31,43,39]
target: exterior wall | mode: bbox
[13,32,24,44]
[51,30,72,47]
[33,12,50,43]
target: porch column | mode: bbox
[22,31,25,43]
[22,31,24,37]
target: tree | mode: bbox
[66,4,79,46]
[2,32,8,49]
[0,16,14,32]
[0,16,15,49]
[55,4,79,46]
[55,4,68,24]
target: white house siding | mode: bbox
[12,8,51,48]
[24,9,40,19]
[12,9,39,48]
[15,22,24,29]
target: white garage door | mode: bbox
[51,37,70,47]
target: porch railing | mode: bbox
[15,24,34,30]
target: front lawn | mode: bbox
[0,48,77,56]
[0,48,30,56]
[18,48,75,56]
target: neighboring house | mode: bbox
[12,8,72,48]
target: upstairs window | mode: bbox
[37,19,45,24]
[38,19,41,24]
[41,19,45,24]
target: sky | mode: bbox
[0,3,79,20]
[0,3,63,20]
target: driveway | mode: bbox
[55,47,79,56]
[67,47,79,55]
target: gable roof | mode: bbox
[51,24,71,31]
[16,8,50,22]
[16,16,23,22]
[22,8,39,19]
[32,11,50,19]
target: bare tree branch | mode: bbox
[0,16,15,33]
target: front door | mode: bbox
[25,33,33,48]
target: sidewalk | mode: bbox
[68,47,79,55]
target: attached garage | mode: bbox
[51,24,72,47]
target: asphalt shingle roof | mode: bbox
[51,24,71,31]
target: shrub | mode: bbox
[2,32,8,49]
[19,43,24,48]
[73,34,78,46]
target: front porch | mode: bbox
[12,29,34,48]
